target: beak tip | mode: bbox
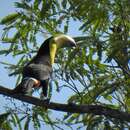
[73,42,77,47]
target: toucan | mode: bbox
[13,34,76,100]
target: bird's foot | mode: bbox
[43,98,50,104]
[40,94,50,103]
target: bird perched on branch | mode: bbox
[13,34,76,101]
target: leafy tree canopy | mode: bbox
[0,0,130,129]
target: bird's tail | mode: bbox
[13,83,23,94]
[13,78,36,95]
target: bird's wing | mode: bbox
[23,63,52,81]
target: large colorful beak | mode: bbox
[54,34,77,48]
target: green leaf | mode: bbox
[64,25,68,34]
[0,50,10,55]
[13,113,22,130]
[34,0,42,9]
[62,0,67,9]
[104,95,113,102]
[54,80,59,92]
[14,2,31,10]
[87,116,103,129]
[67,114,80,123]
[24,117,31,130]
[0,112,10,126]
[10,114,17,127]
[40,1,51,19]
[0,13,20,25]
[32,113,41,129]
[0,121,12,130]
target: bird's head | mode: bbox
[37,34,76,65]
[52,34,76,48]
[49,34,76,64]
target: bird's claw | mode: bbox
[40,94,50,103]
[43,98,50,104]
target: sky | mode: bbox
[0,1,85,130]
[0,0,19,111]
[0,0,18,87]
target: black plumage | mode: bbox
[23,37,52,80]
[14,37,53,97]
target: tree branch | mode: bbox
[0,85,130,122]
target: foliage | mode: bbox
[0,0,130,129]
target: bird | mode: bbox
[13,34,76,100]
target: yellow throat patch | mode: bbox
[49,42,57,64]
